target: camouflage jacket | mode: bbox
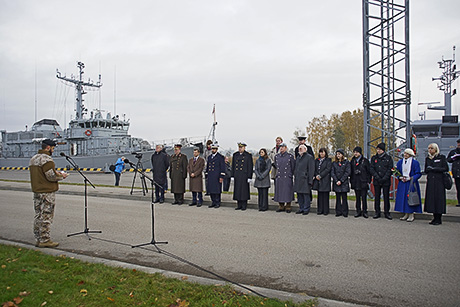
[29,150,63,193]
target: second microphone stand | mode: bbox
[65,155,102,240]
[127,160,168,251]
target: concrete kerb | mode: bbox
[1,179,460,223]
[0,239,364,307]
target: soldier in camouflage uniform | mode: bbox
[29,139,68,248]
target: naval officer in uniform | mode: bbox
[205,144,226,208]
[169,144,188,205]
[232,142,253,210]
[295,136,314,158]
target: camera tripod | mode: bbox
[130,155,148,196]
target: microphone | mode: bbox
[60,152,69,158]
[123,158,135,167]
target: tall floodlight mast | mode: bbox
[362,0,411,159]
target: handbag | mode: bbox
[443,172,453,190]
[407,178,420,207]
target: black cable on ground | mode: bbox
[88,235,267,298]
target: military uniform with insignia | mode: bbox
[170,144,188,205]
[232,142,253,210]
[206,144,226,208]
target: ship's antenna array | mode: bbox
[207,104,218,144]
[429,46,460,115]
[56,61,103,120]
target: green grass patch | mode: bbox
[0,244,316,306]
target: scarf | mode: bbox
[259,156,267,172]
[402,157,412,178]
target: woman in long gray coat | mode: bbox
[254,148,272,211]
[331,149,351,217]
[274,143,296,213]
[294,145,315,215]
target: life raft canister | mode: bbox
[85,129,92,136]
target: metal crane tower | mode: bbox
[362,0,411,159]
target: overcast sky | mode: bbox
[1,0,459,151]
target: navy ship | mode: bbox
[0,62,201,169]
[411,46,460,169]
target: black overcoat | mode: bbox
[150,151,169,186]
[312,157,332,192]
[424,154,448,214]
[232,151,253,201]
[206,153,226,194]
[331,160,351,193]
[370,153,393,186]
[293,153,315,194]
[447,148,460,179]
[169,153,188,193]
[350,156,371,190]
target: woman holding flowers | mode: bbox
[394,149,422,222]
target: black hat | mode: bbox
[456,139,460,143]
[336,148,345,156]
[174,144,182,148]
[376,143,386,151]
[42,139,56,147]
[297,136,307,141]
[353,146,362,154]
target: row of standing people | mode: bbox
[147,136,449,226]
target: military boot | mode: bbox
[38,240,59,248]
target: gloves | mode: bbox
[247,178,252,183]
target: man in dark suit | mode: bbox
[206,144,226,208]
[232,142,253,210]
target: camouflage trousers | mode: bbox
[33,192,56,243]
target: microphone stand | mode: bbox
[126,160,168,252]
[64,155,102,240]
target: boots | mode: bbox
[37,240,59,248]
[400,213,409,221]
[406,213,414,222]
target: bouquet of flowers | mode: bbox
[391,167,402,178]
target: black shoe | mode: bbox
[431,221,442,225]
[429,219,435,225]
[363,212,368,218]
[172,201,179,205]
[373,213,381,219]
[286,210,291,213]
[295,210,303,214]
[197,203,202,207]
[214,205,220,208]
[189,203,197,206]
[302,211,309,215]
[235,207,242,210]
[456,204,460,207]
[335,214,341,217]
[317,212,322,215]
[178,202,183,206]
[241,208,246,211]
[276,209,285,212]
[208,204,215,208]
[343,214,348,217]
[354,212,362,218]
[153,199,160,203]
[384,213,392,220]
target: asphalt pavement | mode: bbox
[1,170,460,307]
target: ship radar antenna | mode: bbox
[429,46,459,115]
[56,61,103,120]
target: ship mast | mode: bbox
[429,46,460,115]
[207,104,218,144]
[56,61,102,120]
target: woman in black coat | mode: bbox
[313,148,332,215]
[350,146,371,218]
[331,149,351,217]
[424,143,449,225]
